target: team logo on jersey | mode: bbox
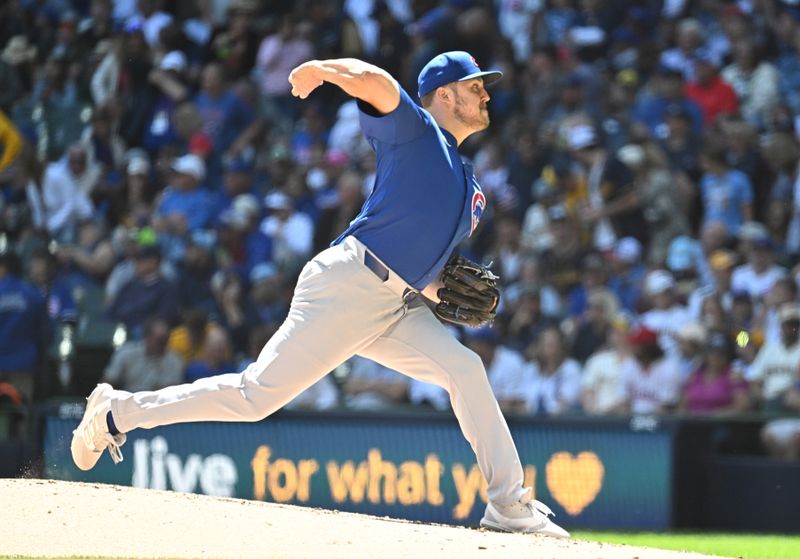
[470,188,486,236]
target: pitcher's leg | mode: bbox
[357,301,525,506]
[110,248,406,433]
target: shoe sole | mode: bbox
[481,516,571,539]
[70,383,112,471]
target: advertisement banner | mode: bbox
[44,411,672,530]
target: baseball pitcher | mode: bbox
[71,51,569,538]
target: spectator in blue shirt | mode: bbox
[194,62,262,184]
[0,250,46,402]
[153,153,213,262]
[699,146,753,237]
[634,66,704,139]
[106,244,178,339]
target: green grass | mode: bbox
[574,531,800,559]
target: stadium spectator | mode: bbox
[731,231,787,303]
[684,49,739,126]
[106,243,178,339]
[747,303,800,412]
[699,146,753,238]
[41,144,95,243]
[184,327,237,382]
[721,40,780,129]
[761,378,800,459]
[581,312,634,415]
[102,316,183,392]
[168,307,225,366]
[570,287,619,364]
[523,326,582,416]
[669,317,704,375]
[641,269,692,359]
[620,325,683,415]
[679,332,750,415]
[607,236,646,314]
[0,251,46,403]
[260,190,314,274]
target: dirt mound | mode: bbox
[0,479,726,559]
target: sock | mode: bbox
[106,411,120,436]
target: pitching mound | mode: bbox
[1,479,725,559]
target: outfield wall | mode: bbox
[42,410,673,530]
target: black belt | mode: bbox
[363,250,417,302]
[364,251,389,282]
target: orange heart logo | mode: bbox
[545,451,605,516]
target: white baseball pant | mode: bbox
[109,235,526,505]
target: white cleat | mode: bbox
[481,488,570,538]
[70,383,126,471]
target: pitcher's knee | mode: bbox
[448,348,490,392]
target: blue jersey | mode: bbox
[333,88,486,289]
[0,276,45,372]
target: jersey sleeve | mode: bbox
[357,88,432,146]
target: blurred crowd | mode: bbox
[1,0,800,457]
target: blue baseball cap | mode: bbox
[417,51,503,99]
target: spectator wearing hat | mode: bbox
[569,124,649,251]
[520,161,571,254]
[141,50,191,155]
[685,49,739,126]
[618,142,689,266]
[641,269,692,360]
[658,100,703,195]
[679,331,750,414]
[665,235,706,300]
[103,316,183,392]
[746,302,800,411]
[106,242,178,339]
[608,236,646,313]
[105,227,173,301]
[539,203,587,296]
[522,326,583,416]
[721,40,780,128]
[688,249,738,319]
[211,156,258,223]
[260,190,314,274]
[758,277,799,346]
[172,231,217,314]
[674,322,708,381]
[730,226,787,302]
[0,251,46,404]
[245,262,288,327]
[153,154,213,256]
[699,145,753,238]
[125,0,174,47]
[581,312,635,415]
[0,36,34,111]
[620,324,683,414]
[633,64,704,139]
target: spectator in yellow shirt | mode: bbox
[0,110,23,172]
